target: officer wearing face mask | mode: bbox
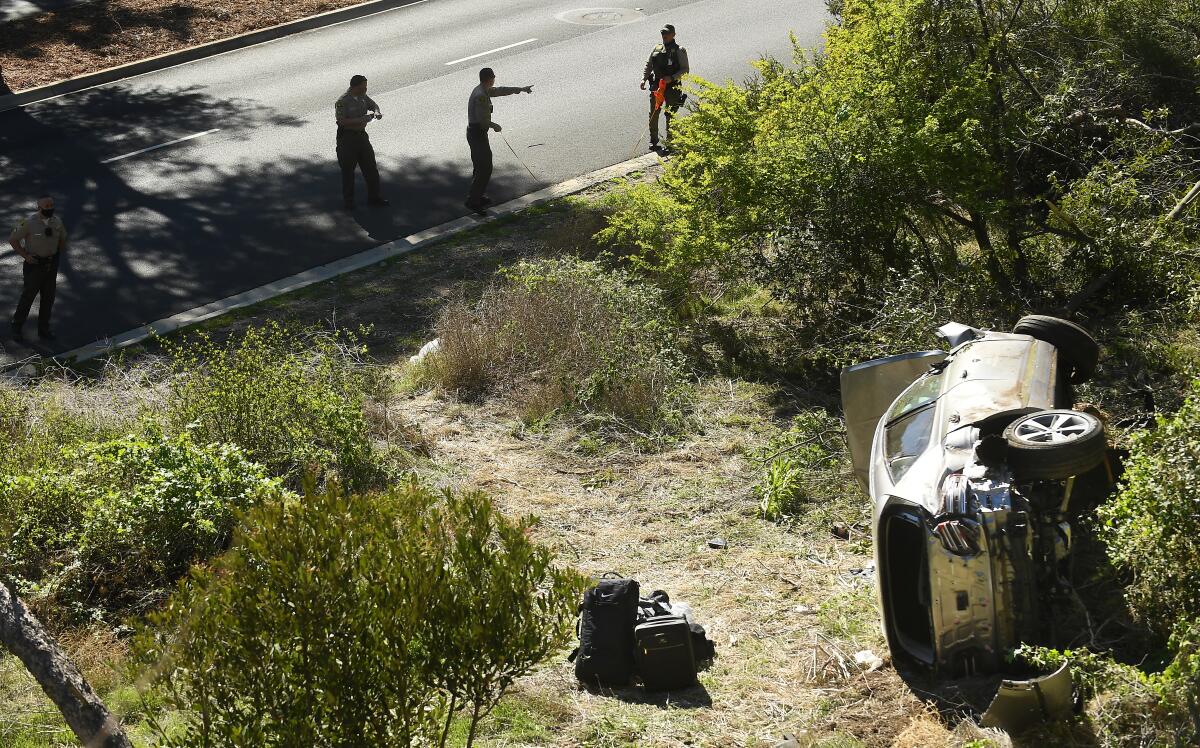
[9,195,67,343]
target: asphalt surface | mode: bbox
[0,0,827,356]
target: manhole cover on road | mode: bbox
[555,8,647,26]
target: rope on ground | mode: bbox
[499,132,540,182]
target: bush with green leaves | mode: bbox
[0,431,280,617]
[426,257,690,431]
[0,365,161,481]
[600,0,1200,346]
[166,323,390,491]
[134,481,584,748]
[753,410,858,528]
[1017,633,1200,746]
[1098,378,1200,635]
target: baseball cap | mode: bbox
[660,24,675,34]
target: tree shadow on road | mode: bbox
[0,83,475,356]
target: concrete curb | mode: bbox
[0,0,428,113]
[44,153,658,366]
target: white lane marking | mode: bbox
[100,128,221,164]
[444,38,538,66]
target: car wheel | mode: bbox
[1012,315,1100,383]
[1003,409,1106,480]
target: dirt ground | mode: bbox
[0,0,369,91]
[396,383,927,748]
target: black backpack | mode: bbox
[570,576,640,687]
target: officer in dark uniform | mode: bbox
[9,194,67,342]
[335,74,390,210]
[641,24,690,151]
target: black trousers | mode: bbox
[466,125,492,205]
[336,129,381,202]
[12,253,59,333]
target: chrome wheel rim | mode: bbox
[1014,412,1093,444]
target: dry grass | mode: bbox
[426,258,686,430]
[384,378,951,747]
[0,0,371,92]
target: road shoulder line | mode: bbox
[0,0,431,113]
[51,153,659,365]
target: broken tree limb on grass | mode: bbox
[1167,180,1200,222]
[0,581,131,748]
[1061,180,1200,314]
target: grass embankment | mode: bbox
[0,175,925,747]
[2,166,1198,747]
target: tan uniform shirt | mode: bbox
[334,90,381,129]
[10,213,67,258]
[467,84,523,128]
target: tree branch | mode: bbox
[0,582,131,748]
[923,199,976,231]
[1167,180,1200,222]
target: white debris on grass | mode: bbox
[853,649,884,672]
[409,338,440,364]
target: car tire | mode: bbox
[1003,409,1106,480]
[1012,315,1099,383]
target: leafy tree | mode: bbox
[601,0,1200,331]
[134,481,583,748]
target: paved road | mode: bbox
[0,0,827,356]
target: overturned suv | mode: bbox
[842,316,1108,677]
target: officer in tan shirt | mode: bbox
[465,67,533,214]
[335,74,390,210]
[9,195,66,343]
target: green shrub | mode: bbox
[0,366,161,480]
[0,431,280,617]
[134,481,583,748]
[166,323,390,491]
[428,490,587,745]
[1017,640,1200,746]
[1098,378,1200,633]
[600,0,1200,351]
[753,411,858,528]
[427,258,690,431]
